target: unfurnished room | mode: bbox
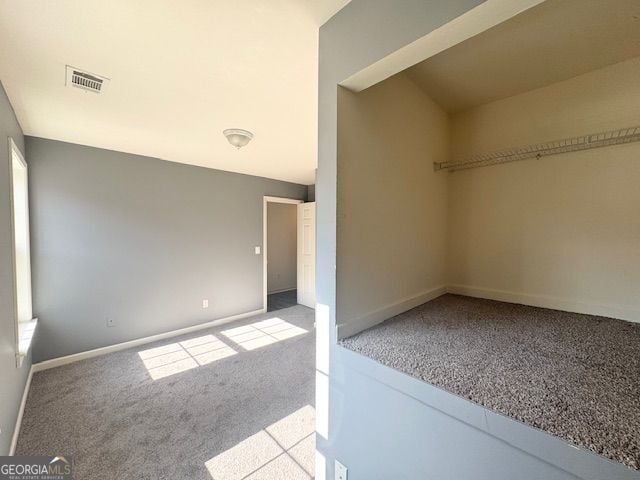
[1,1,639,480]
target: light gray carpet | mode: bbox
[340,294,640,471]
[17,306,316,480]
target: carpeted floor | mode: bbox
[340,294,640,471]
[267,290,298,312]
[17,306,316,480]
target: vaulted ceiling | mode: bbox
[0,0,350,184]
[406,0,640,113]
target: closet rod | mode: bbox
[434,125,640,172]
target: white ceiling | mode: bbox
[406,0,640,113]
[0,0,350,184]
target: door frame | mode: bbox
[263,196,304,312]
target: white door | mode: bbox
[297,202,316,308]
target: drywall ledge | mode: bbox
[332,346,639,480]
[340,294,640,471]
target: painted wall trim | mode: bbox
[32,308,264,372]
[447,284,640,324]
[336,285,447,339]
[9,366,33,455]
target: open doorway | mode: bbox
[263,196,316,313]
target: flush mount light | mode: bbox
[223,129,254,149]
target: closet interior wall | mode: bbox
[337,55,640,334]
[446,55,640,322]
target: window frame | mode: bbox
[8,137,36,367]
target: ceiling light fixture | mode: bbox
[223,129,253,149]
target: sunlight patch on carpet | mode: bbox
[221,318,308,351]
[138,334,237,380]
[205,405,315,479]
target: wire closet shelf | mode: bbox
[434,126,640,172]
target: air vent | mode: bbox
[65,66,108,94]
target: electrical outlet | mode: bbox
[202,299,209,309]
[335,460,347,480]
[106,318,115,328]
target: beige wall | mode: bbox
[447,56,640,321]
[336,56,640,336]
[336,73,449,336]
[267,202,297,294]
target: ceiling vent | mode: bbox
[65,66,108,94]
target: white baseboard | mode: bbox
[336,285,447,339]
[336,284,639,340]
[32,308,264,372]
[10,365,33,455]
[447,284,640,324]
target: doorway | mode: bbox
[263,196,316,312]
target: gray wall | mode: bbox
[27,137,306,362]
[329,348,637,480]
[0,82,31,455]
[316,1,637,479]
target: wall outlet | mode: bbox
[255,246,261,255]
[202,299,209,309]
[335,460,348,480]
[106,318,115,328]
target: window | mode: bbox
[9,138,36,366]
